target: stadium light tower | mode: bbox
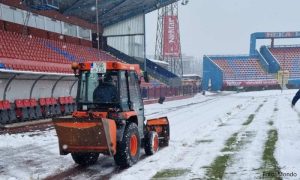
[154,2,183,76]
[95,0,100,52]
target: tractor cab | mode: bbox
[53,61,169,168]
[74,61,146,136]
[77,69,141,112]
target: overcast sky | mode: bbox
[145,0,300,60]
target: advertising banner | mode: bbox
[223,80,279,87]
[163,16,180,57]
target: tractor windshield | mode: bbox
[77,71,119,108]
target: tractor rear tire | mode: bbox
[144,131,159,155]
[114,123,140,167]
[71,152,99,166]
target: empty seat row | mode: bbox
[212,57,276,81]
[0,100,16,124]
[269,47,300,79]
[0,29,121,74]
[0,96,76,125]
[58,96,75,115]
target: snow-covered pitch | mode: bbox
[1,90,300,179]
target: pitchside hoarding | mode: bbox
[223,80,279,87]
[163,16,180,57]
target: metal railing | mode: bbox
[141,85,199,100]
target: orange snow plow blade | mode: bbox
[53,117,117,155]
[146,117,170,146]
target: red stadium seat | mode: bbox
[0,101,3,110]
[0,28,121,74]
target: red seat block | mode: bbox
[39,98,46,106]
[51,98,57,105]
[30,99,37,107]
[15,99,25,108]
[68,96,74,104]
[23,99,31,107]
[0,101,3,110]
[59,97,66,105]
[46,98,52,105]
[2,100,11,110]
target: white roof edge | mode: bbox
[0,69,74,76]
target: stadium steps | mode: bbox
[260,46,281,73]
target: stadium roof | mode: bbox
[59,0,179,27]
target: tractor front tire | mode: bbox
[114,123,140,167]
[71,152,99,166]
[144,131,159,155]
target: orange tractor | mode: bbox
[53,61,169,167]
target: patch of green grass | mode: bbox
[195,139,213,145]
[255,104,264,113]
[205,133,238,179]
[242,114,255,126]
[268,121,274,126]
[182,143,188,147]
[152,168,190,179]
[261,129,281,180]
[206,154,231,179]
[222,133,238,152]
[205,131,256,179]
[218,123,227,127]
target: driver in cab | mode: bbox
[93,74,117,103]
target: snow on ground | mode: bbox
[275,95,300,179]
[1,90,300,180]
[223,97,276,179]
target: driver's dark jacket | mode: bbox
[93,83,117,103]
[292,89,300,106]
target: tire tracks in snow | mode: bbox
[142,97,262,179]
[183,98,267,179]
[111,96,255,180]
[145,97,219,118]
[222,98,278,180]
[183,97,266,178]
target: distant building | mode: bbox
[182,55,201,76]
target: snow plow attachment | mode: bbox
[146,117,170,146]
[52,117,117,155]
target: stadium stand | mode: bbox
[202,55,279,91]
[0,29,119,73]
[211,57,274,81]
[268,46,300,79]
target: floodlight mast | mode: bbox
[96,0,100,59]
[143,13,147,72]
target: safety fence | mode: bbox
[141,85,199,100]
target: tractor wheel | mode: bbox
[114,123,140,167]
[71,152,99,166]
[144,131,159,155]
